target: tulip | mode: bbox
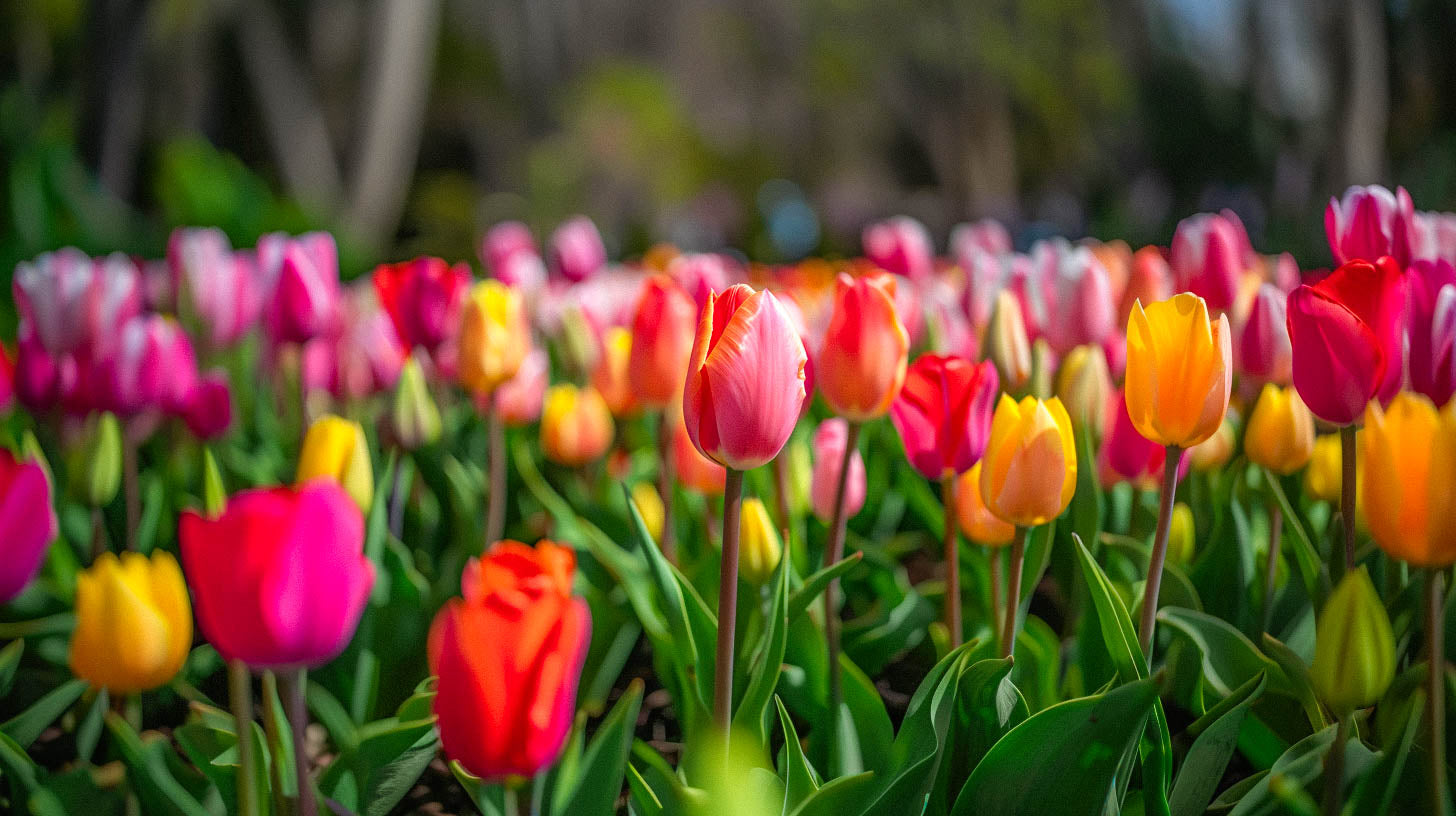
[0,449,57,602]
[1287,257,1406,424]
[985,290,1032,392]
[181,482,373,668]
[958,245,1003,331]
[549,216,607,282]
[863,216,934,283]
[1325,184,1415,268]
[481,221,543,286]
[391,355,443,451]
[1304,433,1362,510]
[1055,345,1112,438]
[169,228,264,347]
[1360,393,1456,568]
[1125,293,1232,449]
[0,345,11,414]
[430,540,590,780]
[67,412,122,510]
[1407,258,1456,406]
[297,415,374,513]
[69,551,191,693]
[1310,567,1394,715]
[181,371,234,441]
[14,249,143,358]
[457,280,531,395]
[1120,247,1172,324]
[592,327,638,418]
[1167,503,1196,566]
[1170,212,1244,312]
[540,385,614,467]
[1188,418,1235,473]
[492,349,549,427]
[630,482,665,543]
[952,462,1014,546]
[1412,210,1456,264]
[1098,387,1178,490]
[94,315,199,417]
[890,355,999,481]
[1044,247,1115,354]
[683,284,806,470]
[260,232,340,345]
[668,253,734,310]
[810,418,865,522]
[673,418,727,495]
[1236,283,1292,387]
[738,498,782,585]
[1245,385,1315,476]
[301,285,406,403]
[628,275,697,408]
[372,256,473,353]
[816,273,908,423]
[951,218,1013,258]
[13,328,74,412]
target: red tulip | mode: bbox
[683,284,807,470]
[1120,247,1172,323]
[1170,212,1244,312]
[811,418,865,521]
[863,216,934,283]
[817,273,908,422]
[1287,257,1406,425]
[180,482,373,668]
[1408,258,1456,406]
[372,257,472,353]
[0,344,12,414]
[1236,283,1292,386]
[890,355,999,480]
[429,540,590,780]
[629,275,697,408]
[0,449,56,603]
[549,216,607,282]
[1326,185,1415,268]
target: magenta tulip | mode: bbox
[301,286,405,402]
[668,253,734,309]
[1236,283,1292,386]
[890,355,999,480]
[181,371,234,440]
[950,218,1013,257]
[93,315,198,417]
[863,215,934,283]
[549,216,607,282]
[0,450,56,603]
[1170,212,1244,312]
[1408,258,1456,406]
[372,257,473,354]
[260,232,340,345]
[481,221,547,290]
[1045,246,1115,353]
[811,418,865,521]
[168,228,262,347]
[1412,211,1456,264]
[1325,185,1415,268]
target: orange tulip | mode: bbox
[540,385,614,466]
[591,327,638,418]
[1124,293,1231,448]
[1361,393,1456,567]
[628,275,697,408]
[953,462,1014,546]
[457,280,530,394]
[817,272,909,422]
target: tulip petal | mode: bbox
[702,291,805,470]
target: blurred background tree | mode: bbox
[2,0,1453,290]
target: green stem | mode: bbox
[1001,527,1027,658]
[122,433,139,551]
[1138,445,1182,662]
[658,411,678,564]
[282,669,315,816]
[1321,714,1350,816]
[486,401,507,547]
[1262,498,1283,636]
[823,421,861,772]
[990,546,1004,653]
[1339,424,1357,576]
[260,672,289,816]
[1430,568,1448,816]
[942,475,962,647]
[714,468,745,738]
[504,784,523,816]
[228,661,261,816]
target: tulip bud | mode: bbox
[457,280,530,395]
[541,385,614,467]
[297,414,374,513]
[1361,393,1456,567]
[1125,293,1232,449]
[1406,259,1456,407]
[980,395,1077,527]
[181,371,233,441]
[817,273,909,422]
[811,419,865,522]
[889,354,998,480]
[1325,184,1415,268]
[1120,247,1172,324]
[591,327,638,418]
[628,275,697,408]
[261,232,340,345]
[1167,503,1195,565]
[68,412,122,507]
[372,257,472,354]
[1056,345,1112,438]
[1170,212,1244,312]
[1304,434,1346,504]
[863,216,934,283]
[1188,418,1235,472]
[0,448,58,603]
[1236,283,1292,387]
[952,462,1014,546]
[738,498,782,585]
[549,216,607,282]
[69,551,192,693]
[985,290,1032,392]
[1045,246,1115,354]
[630,482,665,543]
[392,355,442,451]
[1244,385,1315,475]
[1310,567,1395,715]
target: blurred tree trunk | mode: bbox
[1338,0,1387,184]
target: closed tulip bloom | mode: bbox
[391,356,443,451]
[1170,212,1244,312]
[952,462,1014,546]
[672,418,726,495]
[1304,434,1346,504]
[14,249,143,358]
[94,315,199,417]
[458,280,531,394]
[863,215,934,283]
[492,348,549,427]
[297,414,374,513]
[629,275,697,408]
[1098,388,1171,488]
[180,371,233,441]
[1310,567,1395,715]
[301,286,406,402]
[1237,283,1293,386]
[1361,393,1456,567]
[890,355,998,480]
[817,273,908,422]
[683,284,806,469]
[481,221,541,282]
[431,541,589,780]
[1120,247,1173,323]
[1188,418,1235,472]
[811,418,865,521]
[630,482,665,543]
[372,257,473,353]
[951,218,1013,258]
[985,290,1033,392]
[168,228,262,347]
[1044,247,1115,354]
[0,450,57,603]
[69,551,191,693]
[1326,184,1415,268]
[738,499,783,585]
[1125,293,1232,448]
[541,385,614,466]
[1287,258,1406,425]
[979,395,1077,527]
[1407,258,1456,406]
[1167,503,1196,565]
[260,232,340,345]
[0,345,11,414]
[1245,385,1315,475]
[591,327,638,418]
[668,253,734,310]
[549,216,607,282]
[181,482,372,668]
[1055,345,1112,437]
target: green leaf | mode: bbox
[76,688,109,764]
[626,763,665,816]
[450,761,507,816]
[776,697,821,812]
[1259,633,1327,732]
[1,678,87,748]
[105,712,214,816]
[734,555,790,743]
[173,705,271,816]
[951,678,1160,816]
[860,642,974,813]
[788,552,863,626]
[1347,689,1424,815]
[201,446,227,515]
[261,673,297,799]
[788,772,878,816]
[0,639,23,696]
[1169,672,1267,816]
[1070,422,1104,553]
[1157,607,1292,699]
[0,730,42,797]
[319,678,440,816]
[837,653,895,777]
[928,657,1028,815]
[1227,723,1377,816]
[1261,467,1328,608]
[551,680,643,816]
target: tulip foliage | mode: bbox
[5,194,1456,816]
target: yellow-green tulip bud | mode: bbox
[69,551,192,693]
[1310,566,1395,715]
[1167,502,1195,565]
[297,414,373,513]
[68,412,122,507]
[392,355,442,451]
[985,291,1031,392]
[739,498,782,586]
[1055,344,1112,438]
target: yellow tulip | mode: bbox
[1187,417,1235,472]
[1055,345,1112,437]
[631,482,665,544]
[1304,434,1344,503]
[458,280,530,395]
[297,414,373,513]
[738,498,782,585]
[69,551,192,693]
[1361,393,1456,567]
[979,395,1076,527]
[1125,293,1232,448]
[1167,502,1196,565]
[1245,384,1315,475]
[540,385,614,466]
[985,291,1032,392]
[952,462,1014,546]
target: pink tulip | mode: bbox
[13,327,74,412]
[958,245,1003,331]
[683,284,807,470]
[1236,283,1292,386]
[492,348,550,427]
[1412,211,1456,264]
[302,286,405,402]
[1170,213,1244,312]
[1121,247,1172,322]
[1408,258,1456,406]
[1271,252,1301,293]
[811,419,865,521]
[549,216,607,282]
[168,228,262,347]
[481,221,547,291]
[950,218,1013,258]
[1098,388,1186,489]
[1009,249,1052,340]
[864,216,934,283]
[0,450,56,603]
[93,316,198,417]
[14,250,142,359]
[668,253,734,309]
[1325,184,1415,267]
[181,371,234,440]
[260,232,340,345]
[1045,246,1115,353]
[180,481,373,669]
[890,355,998,480]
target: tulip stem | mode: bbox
[485,402,507,547]
[91,506,107,562]
[122,434,139,551]
[657,411,678,564]
[1138,444,1182,662]
[714,468,745,739]
[388,456,408,542]
[228,661,261,816]
[1320,713,1350,816]
[1429,568,1448,816]
[1340,424,1357,575]
[990,547,1004,652]
[772,454,793,543]
[823,421,862,770]
[282,669,316,816]
[1001,527,1027,659]
[942,476,962,647]
[1262,496,1283,636]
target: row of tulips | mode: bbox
[1,184,1455,815]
